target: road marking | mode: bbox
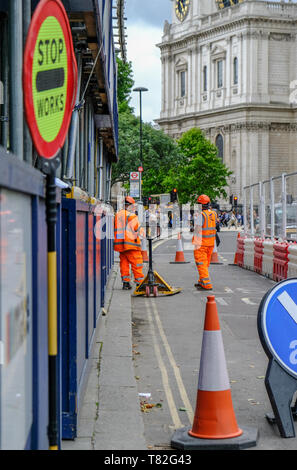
[216,297,228,306]
[242,298,257,305]
[224,287,234,294]
[145,300,182,429]
[149,299,194,424]
[277,291,297,324]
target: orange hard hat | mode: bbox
[197,194,210,205]
[125,196,135,205]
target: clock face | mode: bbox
[175,0,190,22]
[216,0,243,8]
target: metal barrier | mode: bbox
[244,172,297,241]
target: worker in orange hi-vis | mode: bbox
[114,196,145,290]
[192,194,217,291]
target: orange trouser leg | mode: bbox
[194,246,214,289]
[119,252,131,282]
[126,250,145,284]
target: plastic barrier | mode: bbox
[262,239,275,279]
[254,238,264,274]
[243,238,255,270]
[237,236,246,267]
[288,243,297,277]
[273,241,289,282]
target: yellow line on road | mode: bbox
[145,299,182,430]
[149,299,194,424]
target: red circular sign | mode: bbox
[23,0,77,159]
[138,167,143,172]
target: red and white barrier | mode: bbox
[273,241,289,282]
[262,239,274,279]
[242,238,255,271]
[287,243,297,278]
[254,238,264,275]
[234,235,292,282]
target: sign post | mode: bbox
[23,0,77,450]
[258,278,297,437]
[130,171,140,199]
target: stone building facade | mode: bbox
[156,0,297,208]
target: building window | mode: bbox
[180,70,186,97]
[216,134,224,161]
[233,57,238,85]
[203,66,207,92]
[217,60,223,88]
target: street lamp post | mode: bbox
[133,86,148,204]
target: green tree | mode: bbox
[116,58,134,113]
[162,128,232,204]
[111,111,183,193]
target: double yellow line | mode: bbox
[144,298,194,429]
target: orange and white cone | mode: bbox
[210,239,222,264]
[189,295,242,439]
[171,296,258,449]
[141,238,149,263]
[170,232,190,264]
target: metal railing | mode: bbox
[243,171,297,241]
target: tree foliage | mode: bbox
[111,111,183,195]
[114,59,231,204]
[116,58,134,113]
[162,128,232,204]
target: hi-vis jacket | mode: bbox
[192,209,217,248]
[114,209,142,252]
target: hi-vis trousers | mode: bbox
[120,250,145,284]
[194,245,214,290]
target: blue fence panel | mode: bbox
[94,214,101,321]
[100,214,106,307]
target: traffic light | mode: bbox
[234,196,238,207]
[170,189,178,203]
[229,195,233,205]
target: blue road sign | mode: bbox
[258,278,297,379]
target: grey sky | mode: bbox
[125,0,172,27]
[125,1,173,124]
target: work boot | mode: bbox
[122,281,132,290]
[195,283,212,291]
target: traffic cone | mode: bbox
[141,238,148,263]
[171,296,258,450]
[170,232,190,264]
[210,239,223,264]
[189,295,242,440]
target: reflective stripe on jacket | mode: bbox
[114,209,141,252]
[192,209,217,247]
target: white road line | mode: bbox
[150,299,194,424]
[224,287,234,294]
[242,298,257,305]
[145,300,182,429]
[216,297,228,306]
[277,291,297,324]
